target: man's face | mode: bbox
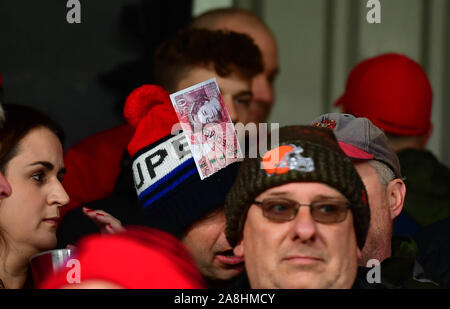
[213,17,279,124]
[354,162,392,264]
[182,207,244,282]
[177,66,253,125]
[235,182,360,289]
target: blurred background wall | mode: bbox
[195,0,449,166]
[1,0,448,166]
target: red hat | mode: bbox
[40,227,205,289]
[335,53,433,136]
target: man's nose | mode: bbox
[290,207,317,242]
[0,172,12,198]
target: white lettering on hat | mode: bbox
[132,133,193,196]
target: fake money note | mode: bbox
[170,78,243,179]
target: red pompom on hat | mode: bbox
[123,85,179,157]
[40,227,205,289]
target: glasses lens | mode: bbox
[311,203,349,223]
[262,199,296,222]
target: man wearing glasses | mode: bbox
[224,126,370,288]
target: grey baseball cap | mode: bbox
[312,113,402,178]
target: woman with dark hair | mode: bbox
[0,104,123,289]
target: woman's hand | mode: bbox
[82,207,126,235]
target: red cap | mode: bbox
[335,53,432,136]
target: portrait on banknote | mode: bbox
[170,78,243,179]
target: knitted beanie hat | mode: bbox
[225,125,370,249]
[124,85,240,238]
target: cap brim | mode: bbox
[338,141,374,160]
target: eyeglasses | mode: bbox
[253,198,350,223]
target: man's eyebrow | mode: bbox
[268,68,280,79]
[264,192,346,201]
[233,90,253,98]
[311,194,347,202]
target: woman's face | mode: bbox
[0,127,69,254]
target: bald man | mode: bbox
[191,8,279,124]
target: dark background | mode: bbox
[0,0,192,149]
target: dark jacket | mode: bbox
[414,218,450,288]
[377,236,439,289]
[394,149,450,236]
